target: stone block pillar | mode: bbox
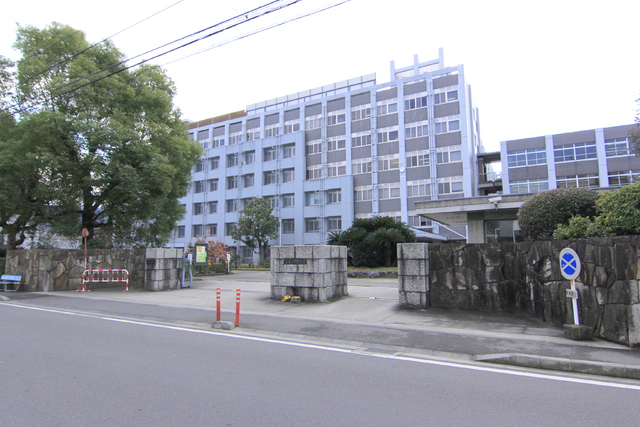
[397,243,429,309]
[144,248,183,291]
[270,245,348,303]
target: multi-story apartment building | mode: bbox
[170,50,483,261]
[416,124,639,244]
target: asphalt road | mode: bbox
[2,302,640,426]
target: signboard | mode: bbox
[283,258,307,265]
[566,289,578,299]
[560,248,581,280]
[195,244,208,266]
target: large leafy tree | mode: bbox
[517,187,599,240]
[630,96,640,154]
[327,216,416,267]
[230,198,279,263]
[0,23,201,248]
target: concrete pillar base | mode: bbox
[563,324,594,341]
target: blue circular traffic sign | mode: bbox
[560,248,581,280]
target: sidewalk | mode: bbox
[26,270,640,380]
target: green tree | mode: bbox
[327,216,416,267]
[517,187,599,240]
[630,96,640,154]
[0,23,201,248]
[230,198,279,263]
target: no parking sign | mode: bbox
[560,248,581,325]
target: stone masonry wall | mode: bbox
[5,248,183,291]
[398,236,640,347]
[270,245,348,302]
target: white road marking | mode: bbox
[4,302,640,391]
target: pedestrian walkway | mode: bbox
[20,269,640,380]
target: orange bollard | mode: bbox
[216,288,221,322]
[235,289,241,327]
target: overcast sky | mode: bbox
[1,0,638,151]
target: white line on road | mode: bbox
[5,302,640,391]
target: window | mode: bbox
[208,178,218,192]
[193,225,205,238]
[282,218,295,234]
[283,144,296,158]
[406,151,430,167]
[327,217,342,231]
[208,201,218,214]
[605,138,631,157]
[407,180,431,198]
[194,180,206,193]
[436,146,462,164]
[405,122,428,139]
[225,223,237,236]
[265,124,280,138]
[213,136,225,148]
[554,141,597,162]
[305,192,322,206]
[244,151,255,165]
[306,165,323,180]
[327,137,346,151]
[608,170,639,187]
[378,183,400,199]
[507,148,547,167]
[284,120,300,134]
[378,126,399,143]
[207,224,217,236]
[327,162,346,177]
[438,176,464,195]
[378,155,399,171]
[351,105,371,121]
[327,189,341,204]
[405,94,427,110]
[283,168,295,182]
[305,218,320,233]
[354,186,373,201]
[226,199,239,212]
[264,195,279,209]
[193,202,204,215]
[264,170,279,185]
[229,131,243,145]
[509,178,549,194]
[209,156,220,169]
[557,174,599,188]
[352,132,372,147]
[306,114,322,130]
[376,100,397,116]
[306,139,322,155]
[195,159,206,172]
[327,110,346,126]
[434,89,458,104]
[353,158,372,174]
[246,128,260,141]
[264,146,279,161]
[227,176,239,189]
[435,118,460,134]
[243,174,254,187]
[176,225,185,238]
[283,194,295,208]
[408,215,432,228]
[227,153,239,167]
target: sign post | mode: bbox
[560,248,581,325]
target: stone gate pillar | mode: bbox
[398,243,429,309]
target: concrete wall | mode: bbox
[5,248,183,292]
[398,236,640,347]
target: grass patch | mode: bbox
[348,266,398,273]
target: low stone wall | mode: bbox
[270,245,348,302]
[398,237,640,347]
[5,248,183,291]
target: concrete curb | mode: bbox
[475,353,640,380]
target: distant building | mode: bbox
[417,124,639,243]
[170,50,485,263]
